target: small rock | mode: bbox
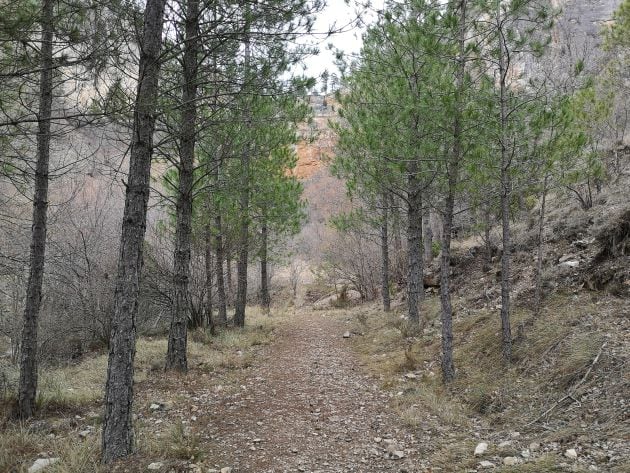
[475,442,488,456]
[510,431,521,439]
[374,437,382,443]
[559,260,580,268]
[149,403,161,411]
[529,442,540,451]
[498,441,512,448]
[565,448,578,459]
[28,458,60,473]
[78,429,91,438]
[521,449,530,459]
[147,462,163,471]
[478,460,496,469]
[390,450,405,459]
[220,468,232,473]
[343,331,351,338]
[404,373,417,379]
[503,457,519,466]
[253,438,262,443]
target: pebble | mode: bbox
[565,448,578,459]
[28,458,60,473]
[475,442,488,456]
[220,468,232,473]
[478,460,496,469]
[343,331,351,338]
[503,456,519,466]
[147,462,163,471]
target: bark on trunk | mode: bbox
[498,14,512,362]
[101,0,166,462]
[439,0,467,384]
[214,214,228,325]
[390,194,404,285]
[234,23,251,328]
[204,222,214,330]
[17,0,54,419]
[226,253,233,304]
[260,219,271,315]
[381,193,391,312]
[166,0,199,373]
[407,171,423,325]
[423,209,433,264]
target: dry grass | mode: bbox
[0,307,283,472]
[0,425,103,473]
[344,288,627,471]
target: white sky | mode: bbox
[298,0,385,83]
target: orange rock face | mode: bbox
[291,95,338,180]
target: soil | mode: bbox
[200,310,420,472]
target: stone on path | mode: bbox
[147,462,163,470]
[343,331,351,338]
[565,448,578,459]
[503,456,519,466]
[28,458,60,473]
[479,460,496,469]
[475,442,488,456]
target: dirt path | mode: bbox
[202,310,422,472]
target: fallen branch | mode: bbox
[526,341,607,427]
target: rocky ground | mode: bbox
[4,298,627,473]
[153,310,423,473]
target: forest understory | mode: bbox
[1,176,629,472]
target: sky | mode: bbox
[298,0,385,85]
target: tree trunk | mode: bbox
[390,193,404,285]
[214,214,228,325]
[423,209,433,264]
[533,174,549,317]
[17,0,54,419]
[101,0,166,462]
[260,219,271,315]
[407,170,423,325]
[204,222,214,330]
[234,22,252,328]
[166,0,199,373]
[498,14,512,362]
[440,0,467,384]
[381,192,391,312]
[226,253,233,304]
